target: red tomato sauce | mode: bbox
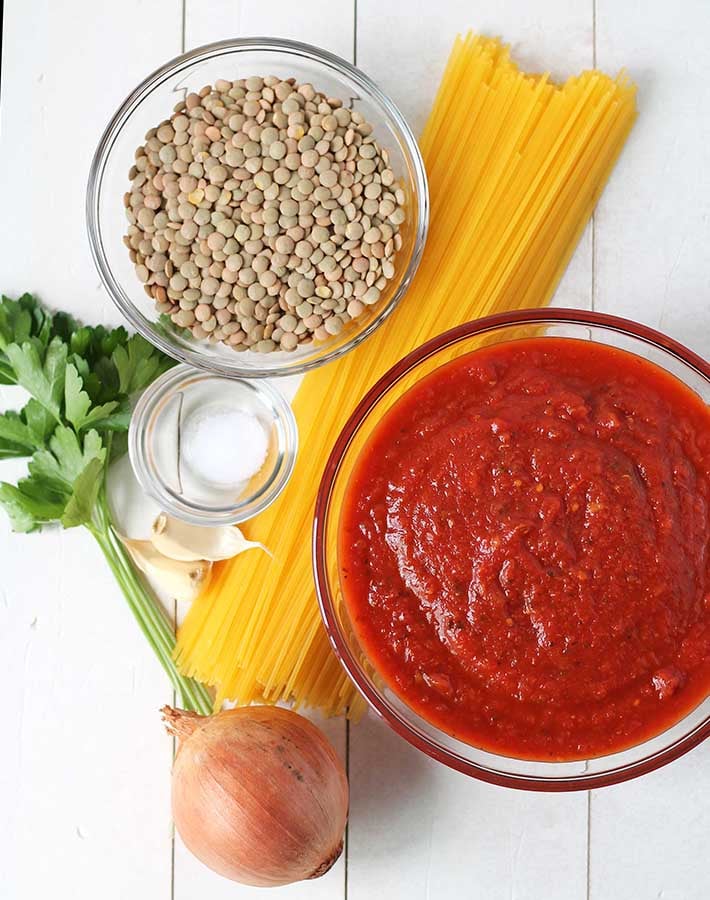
[339,339,710,760]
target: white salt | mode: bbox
[182,406,269,485]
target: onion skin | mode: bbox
[162,706,349,887]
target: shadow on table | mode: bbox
[347,711,440,858]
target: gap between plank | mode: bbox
[170,597,178,900]
[587,0,597,884]
[172,16,184,898]
[586,790,592,900]
[344,717,351,900]
[0,0,5,99]
[590,0,597,312]
[345,6,357,894]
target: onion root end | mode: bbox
[309,839,344,879]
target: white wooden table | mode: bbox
[2,1,709,898]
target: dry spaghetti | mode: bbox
[175,33,637,715]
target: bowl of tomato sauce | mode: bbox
[314,309,710,790]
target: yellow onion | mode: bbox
[162,705,349,886]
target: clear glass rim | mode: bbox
[86,36,430,379]
[129,364,298,525]
[313,307,710,791]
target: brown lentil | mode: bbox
[125,76,406,351]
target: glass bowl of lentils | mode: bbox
[87,37,429,378]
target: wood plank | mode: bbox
[172,2,353,896]
[590,2,710,897]
[350,715,588,900]
[185,0,354,59]
[349,3,595,899]
[0,0,181,328]
[588,748,710,900]
[0,2,182,898]
[594,0,710,356]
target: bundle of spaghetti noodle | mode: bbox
[175,33,637,714]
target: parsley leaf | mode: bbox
[113,333,173,395]
[109,430,129,462]
[21,428,106,529]
[64,363,120,432]
[0,293,69,357]
[84,398,132,432]
[24,398,58,445]
[0,294,39,350]
[29,426,105,489]
[5,336,67,421]
[0,410,38,458]
[0,480,68,532]
[60,456,106,528]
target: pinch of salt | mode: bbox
[183,407,269,485]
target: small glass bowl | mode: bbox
[314,309,710,791]
[87,37,429,378]
[129,364,297,525]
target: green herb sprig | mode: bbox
[0,293,211,714]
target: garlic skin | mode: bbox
[151,513,268,562]
[162,706,349,887]
[121,537,210,601]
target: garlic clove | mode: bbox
[121,536,211,601]
[151,513,270,562]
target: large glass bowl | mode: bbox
[87,37,428,378]
[313,309,710,791]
